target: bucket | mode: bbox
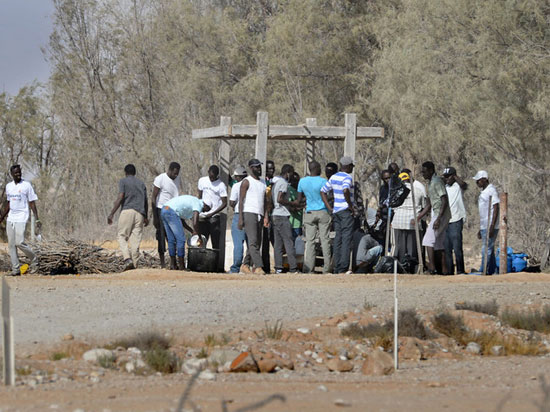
[187,247,218,272]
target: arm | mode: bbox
[28,200,41,230]
[454,175,468,191]
[433,194,449,230]
[143,187,149,227]
[343,188,354,214]
[151,186,160,227]
[489,203,499,238]
[415,197,431,223]
[238,179,249,230]
[207,196,227,216]
[321,191,333,214]
[108,193,124,225]
[191,210,200,235]
[230,200,237,209]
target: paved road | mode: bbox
[5,271,550,345]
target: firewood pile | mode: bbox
[25,239,159,275]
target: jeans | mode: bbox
[6,221,36,271]
[292,228,302,241]
[480,228,499,275]
[161,207,186,258]
[333,209,354,273]
[444,219,465,274]
[303,210,331,273]
[357,245,383,266]
[272,215,297,272]
[230,213,247,273]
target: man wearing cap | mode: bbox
[443,167,467,275]
[198,165,228,253]
[416,161,451,274]
[0,164,40,275]
[229,165,248,273]
[161,194,205,270]
[321,156,356,274]
[473,171,500,275]
[239,159,269,274]
[392,169,426,270]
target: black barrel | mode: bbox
[187,247,219,272]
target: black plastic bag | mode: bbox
[374,256,405,274]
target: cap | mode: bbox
[339,156,354,166]
[472,170,488,181]
[442,166,456,176]
[398,172,410,180]
[248,158,262,167]
[233,165,247,176]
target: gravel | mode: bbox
[6,271,550,345]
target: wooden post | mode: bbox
[344,113,357,170]
[256,112,268,180]
[483,196,493,276]
[499,193,508,274]
[305,118,317,176]
[2,277,15,386]
[218,116,231,273]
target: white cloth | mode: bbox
[478,184,500,230]
[446,182,466,223]
[6,180,38,223]
[153,173,179,208]
[198,176,227,216]
[392,180,426,230]
[242,176,266,216]
[230,181,243,212]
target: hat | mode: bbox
[248,158,262,167]
[398,172,410,180]
[233,165,247,176]
[339,156,354,166]
[442,166,456,176]
[472,170,488,181]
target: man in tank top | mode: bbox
[238,158,268,274]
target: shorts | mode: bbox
[422,214,450,250]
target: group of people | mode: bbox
[0,157,500,276]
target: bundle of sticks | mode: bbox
[26,239,159,275]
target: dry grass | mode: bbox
[112,331,171,351]
[432,312,469,345]
[50,352,69,361]
[387,309,434,340]
[204,333,231,347]
[455,300,499,316]
[255,320,284,340]
[97,354,116,369]
[500,306,550,333]
[144,347,180,373]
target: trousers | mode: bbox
[6,220,36,271]
[117,209,144,266]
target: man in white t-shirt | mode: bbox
[473,170,500,275]
[197,165,228,255]
[0,165,40,275]
[151,162,180,268]
[442,167,467,275]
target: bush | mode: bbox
[387,309,434,340]
[50,352,68,361]
[500,306,550,334]
[455,300,499,316]
[97,354,116,369]
[432,312,469,345]
[204,333,231,347]
[255,320,284,340]
[112,331,171,351]
[144,347,180,373]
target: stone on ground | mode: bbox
[361,350,394,376]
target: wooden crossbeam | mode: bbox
[192,124,384,140]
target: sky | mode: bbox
[0,0,55,95]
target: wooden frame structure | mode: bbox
[192,111,384,272]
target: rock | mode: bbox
[82,349,115,363]
[124,362,135,373]
[318,385,328,392]
[182,358,208,375]
[466,342,481,355]
[296,327,311,334]
[339,349,349,360]
[399,337,424,361]
[127,347,142,356]
[229,352,259,373]
[62,334,74,341]
[198,370,216,381]
[326,358,353,372]
[209,349,240,365]
[490,345,504,356]
[304,350,312,357]
[334,399,352,407]
[337,322,350,331]
[361,350,394,376]
[135,359,146,369]
[257,359,278,373]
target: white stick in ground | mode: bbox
[393,258,398,370]
[2,277,15,386]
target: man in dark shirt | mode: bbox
[108,164,148,270]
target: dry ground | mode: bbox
[1,268,550,411]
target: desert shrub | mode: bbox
[386,309,434,340]
[50,352,68,361]
[144,347,180,373]
[16,366,32,376]
[455,300,499,316]
[432,312,469,345]
[500,306,550,334]
[112,331,171,351]
[255,320,284,340]
[363,300,376,311]
[97,355,116,369]
[204,333,231,347]
[197,347,209,359]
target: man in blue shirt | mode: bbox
[297,161,331,273]
[161,195,206,270]
[321,156,356,274]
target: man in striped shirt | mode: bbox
[321,156,356,274]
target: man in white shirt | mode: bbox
[0,165,40,275]
[197,165,228,256]
[151,162,180,268]
[229,165,247,273]
[442,167,467,275]
[473,170,500,275]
